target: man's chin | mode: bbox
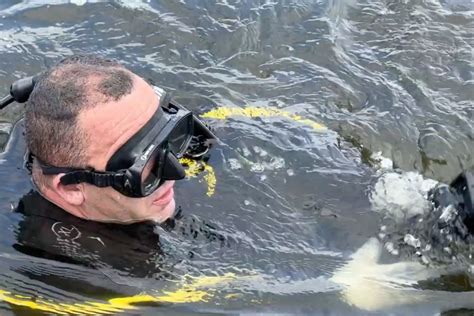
[150,197,176,223]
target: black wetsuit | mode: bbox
[14,190,163,277]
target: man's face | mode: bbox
[76,73,176,224]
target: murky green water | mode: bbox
[0,0,473,315]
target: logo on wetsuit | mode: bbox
[51,222,81,243]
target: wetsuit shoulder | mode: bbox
[13,190,162,277]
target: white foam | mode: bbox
[439,204,458,224]
[403,234,421,248]
[371,151,393,170]
[228,158,242,170]
[246,156,286,173]
[369,172,438,221]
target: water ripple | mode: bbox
[0,0,472,314]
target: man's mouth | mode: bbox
[151,181,175,206]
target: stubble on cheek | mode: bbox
[87,186,177,223]
[115,193,176,223]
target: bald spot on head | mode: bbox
[78,73,160,171]
[25,55,134,168]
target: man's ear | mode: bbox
[51,174,85,206]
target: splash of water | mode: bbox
[370,171,438,221]
[331,238,474,312]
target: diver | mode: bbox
[0,55,219,278]
[11,55,216,224]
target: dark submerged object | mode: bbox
[430,170,474,234]
[1,75,217,197]
[0,76,36,109]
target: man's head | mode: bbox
[26,55,177,224]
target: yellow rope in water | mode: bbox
[0,273,236,315]
[180,157,216,197]
[201,106,327,131]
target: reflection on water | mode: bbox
[0,0,472,315]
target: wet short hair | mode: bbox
[25,54,134,168]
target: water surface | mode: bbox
[0,0,473,315]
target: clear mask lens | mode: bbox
[167,115,193,157]
[141,149,163,195]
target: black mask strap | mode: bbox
[59,170,126,188]
[34,154,126,188]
